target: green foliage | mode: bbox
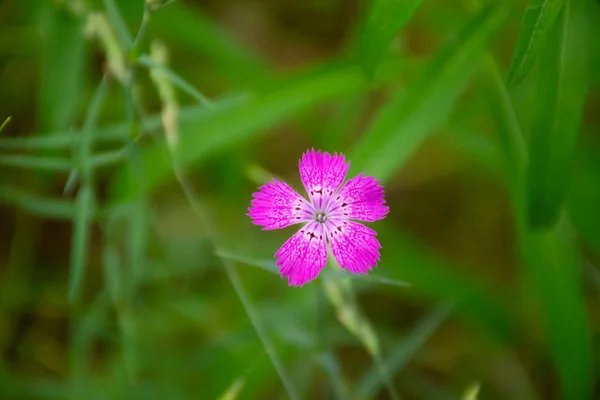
[506,0,566,86]
[525,0,589,228]
[0,0,598,399]
[358,0,423,76]
[350,3,510,182]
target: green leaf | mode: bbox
[358,0,423,76]
[506,0,565,86]
[350,3,510,182]
[525,0,588,228]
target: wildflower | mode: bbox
[248,149,389,286]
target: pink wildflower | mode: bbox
[248,149,389,287]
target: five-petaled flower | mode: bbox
[248,149,389,286]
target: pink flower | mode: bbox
[248,149,389,287]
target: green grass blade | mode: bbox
[357,0,423,76]
[38,4,87,131]
[0,186,74,219]
[484,54,527,179]
[148,1,265,83]
[136,55,214,106]
[0,154,72,171]
[356,303,452,398]
[350,3,510,182]
[506,0,565,87]
[314,353,352,400]
[216,250,410,287]
[0,116,10,133]
[110,61,380,200]
[520,220,594,400]
[68,77,109,302]
[569,146,600,256]
[0,95,244,151]
[381,228,512,340]
[103,0,133,49]
[525,0,589,228]
[323,264,399,400]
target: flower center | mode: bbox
[315,212,328,223]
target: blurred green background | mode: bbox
[1,0,600,399]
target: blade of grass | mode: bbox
[38,4,87,131]
[484,54,527,179]
[69,76,109,302]
[519,218,594,400]
[322,261,400,400]
[0,186,74,219]
[216,250,410,287]
[506,0,565,86]
[569,146,600,256]
[0,116,10,133]
[525,0,589,228]
[380,227,513,341]
[148,1,266,83]
[314,353,351,400]
[103,0,133,49]
[110,58,408,201]
[357,0,423,76]
[148,40,300,400]
[356,303,452,399]
[0,154,72,171]
[350,3,510,182]
[462,383,481,400]
[0,94,244,151]
[136,55,214,106]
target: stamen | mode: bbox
[315,212,328,223]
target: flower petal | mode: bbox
[275,221,328,286]
[248,179,313,230]
[299,149,349,209]
[326,220,381,274]
[329,173,389,222]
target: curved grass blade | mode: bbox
[0,116,10,133]
[506,0,565,87]
[525,0,588,228]
[356,303,452,399]
[136,55,214,106]
[358,0,423,76]
[350,3,510,182]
